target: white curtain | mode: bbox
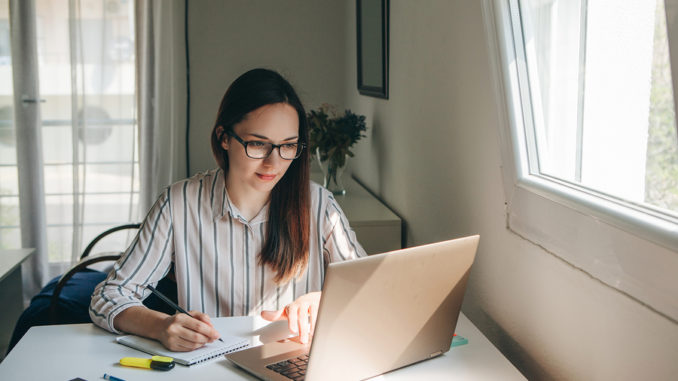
[7,0,141,301]
[136,0,187,214]
[3,0,186,302]
[9,0,48,301]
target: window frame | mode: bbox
[483,0,678,322]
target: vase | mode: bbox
[316,148,346,195]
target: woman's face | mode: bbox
[222,102,300,195]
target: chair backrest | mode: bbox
[79,223,141,260]
[49,223,141,320]
[10,223,177,356]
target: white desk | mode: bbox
[0,314,525,380]
[0,248,35,360]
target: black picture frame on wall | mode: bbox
[357,0,389,99]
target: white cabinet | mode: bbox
[312,174,402,255]
[0,249,35,360]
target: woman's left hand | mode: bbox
[261,291,321,344]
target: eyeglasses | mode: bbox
[226,131,306,160]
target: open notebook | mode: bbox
[116,333,249,366]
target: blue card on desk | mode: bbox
[451,335,468,348]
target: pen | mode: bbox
[146,285,224,342]
[103,373,126,381]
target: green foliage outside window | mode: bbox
[645,0,678,214]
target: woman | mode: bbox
[90,68,365,351]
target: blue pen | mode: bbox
[103,374,126,381]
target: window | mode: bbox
[516,0,678,223]
[486,0,678,321]
[0,0,20,250]
[0,0,138,266]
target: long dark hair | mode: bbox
[210,68,310,283]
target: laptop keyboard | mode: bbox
[266,354,309,380]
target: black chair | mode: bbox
[8,223,177,354]
[47,223,140,321]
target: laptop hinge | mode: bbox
[429,350,444,358]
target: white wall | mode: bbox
[344,1,678,380]
[188,1,678,379]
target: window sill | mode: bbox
[508,177,678,322]
[518,175,678,253]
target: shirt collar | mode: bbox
[212,168,269,226]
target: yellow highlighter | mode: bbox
[120,356,175,371]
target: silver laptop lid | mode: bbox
[305,235,479,380]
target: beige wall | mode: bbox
[189,1,678,379]
[188,0,349,172]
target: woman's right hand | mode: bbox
[157,310,222,351]
[114,306,221,352]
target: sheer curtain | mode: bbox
[5,0,140,301]
[8,0,48,301]
[136,0,187,214]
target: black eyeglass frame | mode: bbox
[225,130,306,160]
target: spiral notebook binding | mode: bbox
[194,342,250,364]
[116,333,250,366]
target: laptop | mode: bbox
[226,235,479,381]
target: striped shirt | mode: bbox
[90,168,366,333]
